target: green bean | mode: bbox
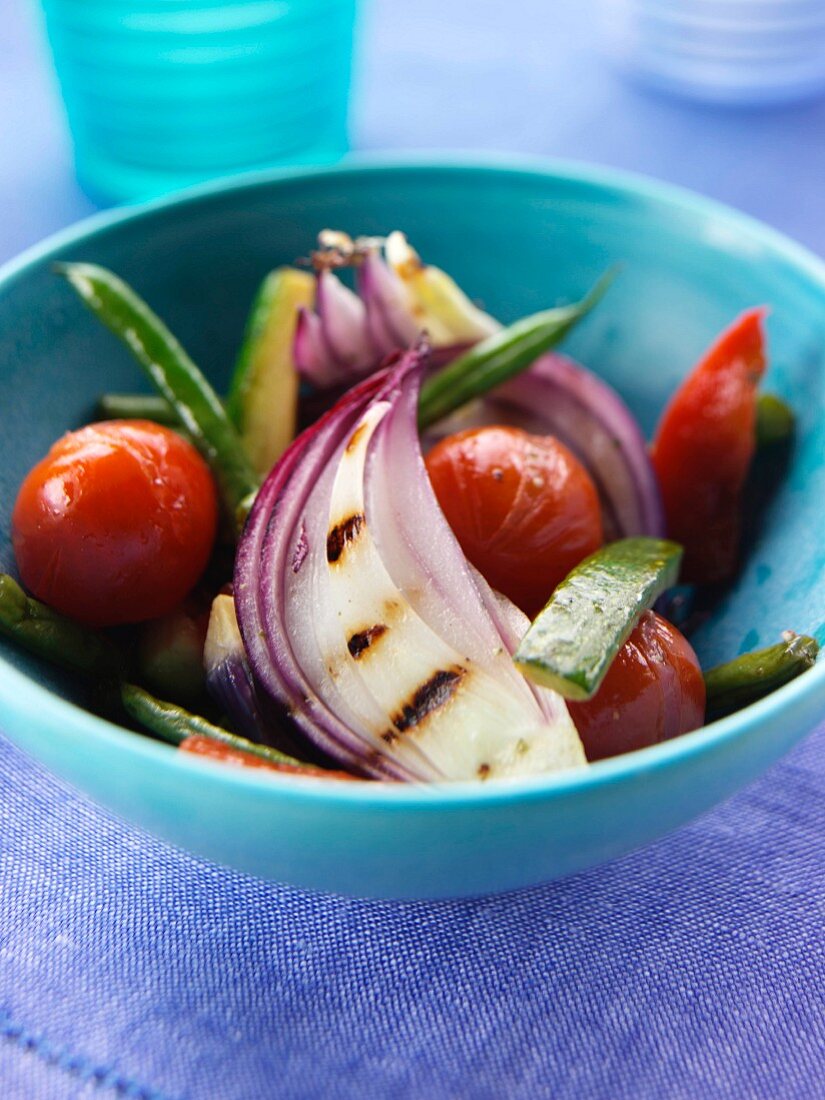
[120,683,313,769]
[704,632,819,720]
[417,269,615,429]
[97,392,178,425]
[0,572,343,773]
[0,574,123,678]
[56,263,258,523]
[0,577,325,769]
[755,393,795,447]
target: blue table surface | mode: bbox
[1,1,824,1097]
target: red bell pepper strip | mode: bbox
[650,308,767,584]
[179,735,357,780]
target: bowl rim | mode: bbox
[1,151,824,809]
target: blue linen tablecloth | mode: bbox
[1,1,824,1096]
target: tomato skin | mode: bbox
[425,426,603,617]
[651,309,766,584]
[569,611,705,761]
[12,420,218,626]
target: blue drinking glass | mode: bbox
[38,0,359,203]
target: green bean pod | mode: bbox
[755,393,795,447]
[417,268,615,429]
[57,263,258,522]
[0,574,123,678]
[121,683,314,768]
[704,633,819,720]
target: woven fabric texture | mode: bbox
[1,730,823,1099]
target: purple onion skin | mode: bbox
[296,254,457,394]
[204,626,313,760]
[207,654,338,764]
[235,363,421,780]
[205,653,265,743]
[293,306,344,389]
[316,270,374,371]
[358,250,420,358]
[295,258,409,388]
[235,342,579,781]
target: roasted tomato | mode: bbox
[12,420,218,626]
[569,611,705,761]
[425,425,603,616]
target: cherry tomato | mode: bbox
[425,426,603,616]
[12,420,218,626]
[569,611,705,761]
[651,309,766,584]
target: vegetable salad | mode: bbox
[1,232,817,782]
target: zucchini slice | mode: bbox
[514,538,683,701]
[227,267,315,477]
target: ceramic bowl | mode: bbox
[1,158,823,898]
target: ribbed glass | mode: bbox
[39,0,358,202]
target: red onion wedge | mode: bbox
[293,307,341,389]
[315,270,373,370]
[235,344,585,782]
[204,594,269,742]
[204,593,309,758]
[293,231,499,390]
[292,273,376,389]
[358,248,420,359]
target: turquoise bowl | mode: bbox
[1,158,824,899]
